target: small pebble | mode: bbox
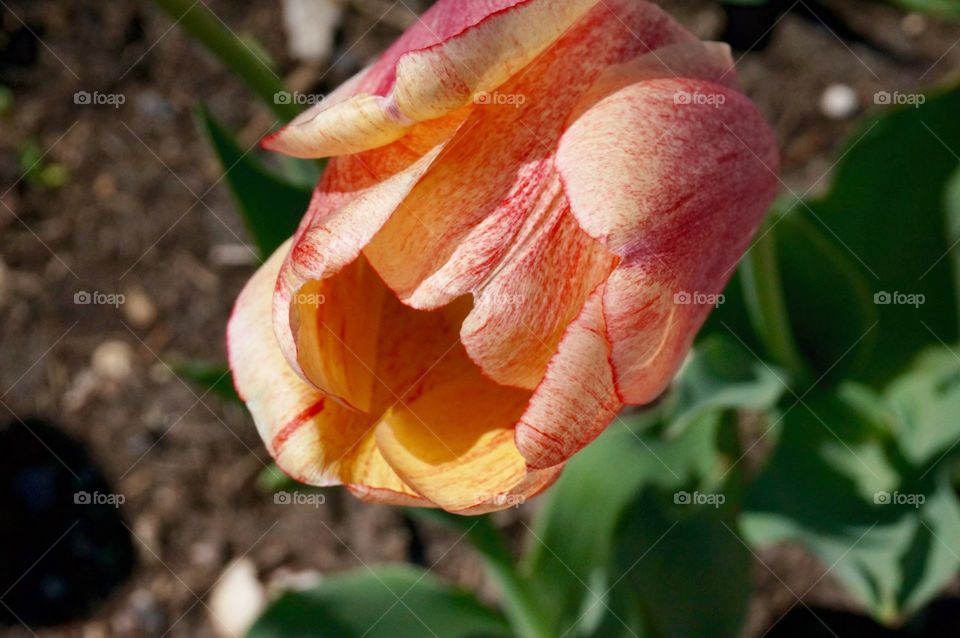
[283,0,342,63]
[92,340,135,382]
[820,83,859,120]
[122,286,157,327]
[209,243,259,267]
[209,559,266,638]
[901,13,926,37]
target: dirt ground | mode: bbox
[1,1,959,637]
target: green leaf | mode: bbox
[704,207,878,388]
[196,105,314,257]
[887,0,960,18]
[664,334,786,437]
[172,359,240,404]
[611,490,751,638]
[743,385,960,623]
[799,85,960,386]
[246,565,511,638]
[522,409,739,636]
[775,209,880,383]
[150,0,300,121]
[887,345,960,468]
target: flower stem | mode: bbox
[741,215,810,387]
[150,0,300,122]
[413,511,553,638]
[464,517,554,638]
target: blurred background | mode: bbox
[1,0,959,637]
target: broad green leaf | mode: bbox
[663,335,786,436]
[611,490,751,638]
[246,565,510,638]
[743,386,960,623]
[887,346,960,466]
[774,209,878,382]
[799,86,960,386]
[703,208,877,387]
[523,409,740,637]
[196,105,313,257]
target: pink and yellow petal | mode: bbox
[263,0,598,158]
[515,290,623,469]
[557,73,778,403]
[227,241,426,502]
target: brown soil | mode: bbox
[1,1,958,636]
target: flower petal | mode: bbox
[360,0,691,390]
[227,241,428,503]
[368,294,538,513]
[273,113,466,389]
[515,289,622,469]
[459,185,617,389]
[363,0,693,309]
[262,0,598,158]
[556,58,778,404]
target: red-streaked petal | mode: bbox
[368,294,537,513]
[459,186,618,389]
[454,464,564,515]
[363,0,694,310]
[226,241,428,503]
[273,112,466,385]
[557,73,779,404]
[515,290,623,469]
[263,0,598,158]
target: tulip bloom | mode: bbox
[228,0,778,513]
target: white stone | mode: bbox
[820,83,859,120]
[209,559,266,638]
[283,0,343,63]
[91,340,135,382]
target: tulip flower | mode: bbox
[228,0,779,513]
